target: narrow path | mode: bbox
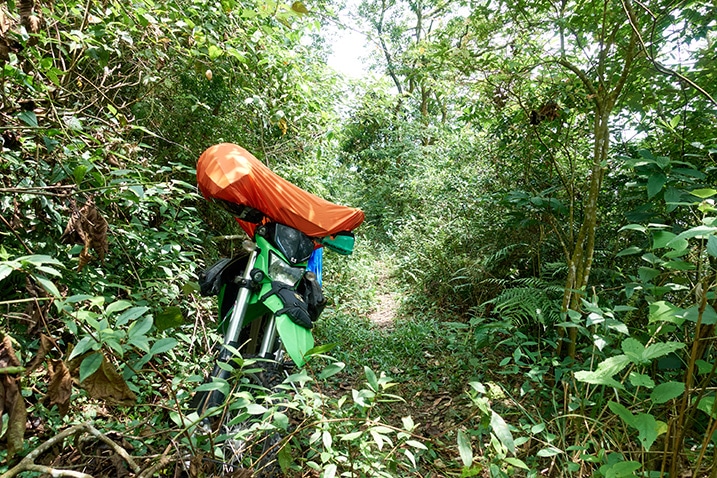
[366,264,401,329]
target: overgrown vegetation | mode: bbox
[1,0,716,476]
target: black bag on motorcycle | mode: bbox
[297,272,326,321]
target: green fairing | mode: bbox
[217,234,314,366]
[267,301,314,367]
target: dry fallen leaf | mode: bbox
[0,334,27,458]
[46,359,73,416]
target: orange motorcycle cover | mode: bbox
[196,143,365,238]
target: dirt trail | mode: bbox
[367,268,401,328]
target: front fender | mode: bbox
[261,292,314,367]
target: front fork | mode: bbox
[196,247,278,416]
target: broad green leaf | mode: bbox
[670,225,717,243]
[629,372,655,388]
[638,267,660,283]
[616,246,642,257]
[504,457,530,469]
[34,275,60,298]
[195,380,230,396]
[69,336,99,360]
[642,342,686,361]
[695,396,716,419]
[79,353,103,383]
[621,338,645,364]
[663,260,695,271]
[634,413,659,451]
[0,264,13,282]
[536,446,563,457]
[690,188,717,198]
[128,336,150,353]
[155,306,184,331]
[116,306,150,326]
[652,230,676,249]
[707,235,717,257]
[305,343,337,356]
[457,429,473,467]
[648,301,684,325]
[647,173,666,198]
[650,381,684,404]
[318,362,345,380]
[322,464,337,478]
[619,224,647,233]
[128,316,153,340]
[683,305,717,325]
[608,401,635,427]
[149,337,178,356]
[575,355,631,389]
[364,366,379,391]
[17,110,38,127]
[490,411,515,454]
[340,431,363,441]
[105,300,132,315]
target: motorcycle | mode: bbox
[189,143,364,472]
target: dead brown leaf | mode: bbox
[0,334,27,458]
[25,334,54,373]
[61,196,109,271]
[46,359,72,416]
[75,354,136,405]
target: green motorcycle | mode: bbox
[191,143,364,473]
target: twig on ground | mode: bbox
[0,423,141,478]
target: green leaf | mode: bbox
[0,264,14,282]
[79,353,103,383]
[116,306,150,326]
[695,396,716,419]
[652,230,676,249]
[17,110,38,127]
[340,431,363,441]
[105,300,133,315]
[648,301,684,325]
[608,401,635,427]
[207,44,223,59]
[575,355,631,389]
[155,306,184,331]
[616,246,642,257]
[670,225,717,243]
[707,235,717,257]
[629,373,655,389]
[621,337,646,365]
[246,403,268,415]
[69,336,99,360]
[683,305,717,325]
[34,275,60,297]
[650,381,684,404]
[690,188,717,198]
[642,342,686,361]
[634,413,659,451]
[490,410,515,454]
[318,362,345,380]
[149,337,178,356]
[305,343,337,356]
[457,429,473,467]
[647,173,666,198]
[536,446,563,457]
[619,224,647,233]
[364,366,379,391]
[504,457,529,469]
[128,316,153,340]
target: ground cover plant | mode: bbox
[1,0,716,476]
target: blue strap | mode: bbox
[307,247,323,286]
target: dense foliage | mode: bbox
[0,0,715,476]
